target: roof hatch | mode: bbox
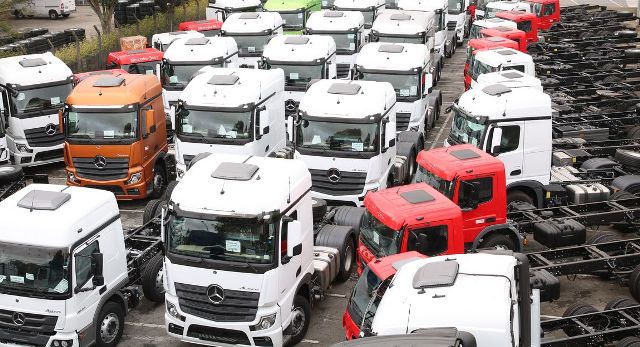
[497,49,517,55]
[208,74,239,85]
[212,162,259,181]
[239,12,260,19]
[19,57,47,68]
[486,36,505,42]
[17,190,71,211]
[501,71,523,79]
[450,149,481,160]
[413,260,459,290]
[285,36,310,45]
[495,26,513,32]
[390,13,411,21]
[327,83,361,95]
[483,83,512,96]
[93,76,126,87]
[378,44,404,53]
[400,190,435,204]
[185,37,210,45]
[323,10,344,17]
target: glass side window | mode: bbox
[517,21,532,33]
[493,125,520,153]
[543,3,555,15]
[459,177,493,206]
[75,241,99,288]
[406,225,449,256]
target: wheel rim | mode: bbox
[155,268,165,295]
[100,313,120,344]
[153,172,164,192]
[343,245,353,272]
[289,306,306,337]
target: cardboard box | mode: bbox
[120,36,147,51]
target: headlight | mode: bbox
[250,313,277,331]
[177,168,185,179]
[16,143,32,153]
[126,172,142,185]
[67,171,79,183]
[166,301,184,320]
[52,340,73,347]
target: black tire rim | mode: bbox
[153,171,164,193]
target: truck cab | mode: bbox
[354,43,433,140]
[484,0,530,19]
[332,0,386,33]
[469,17,516,39]
[73,69,128,86]
[476,69,542,91]
[480,26,528,52]
[369,10,440,86]
[0,116,6,165]
[496,10,538,43]
[152,31,205,52]
[260,35,337,140]
[474,0,506,20]
[468,47,534,89]
[206,0,263,21]
[178,19,223,36]
[264,0,322,34]
[397,0,452,60]
[445,82,552,205]
[159,36,238,129]
[62,74,174,200]
[521,0,559,30]
[174,68,287,178]
[446,0,472,46]
[465,36,519,78]
[107,48,164,76]
[305,10,366,79]
[0,53,73,166]
[221,12,284,69]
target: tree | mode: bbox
[87,0,117,34]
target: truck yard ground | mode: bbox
[20,31,638,345]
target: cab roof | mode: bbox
[67,73,161,107]
[372,10,434,36]
[107,48,163,64]
[368,252,426,280]
[263,0,321,10]
[221,12,284,34]
[306,10,365,31]
[468,37,518,50]
[0,52,72,86]
[473,17,517,29]
[417,145,504,182]
[477,70,542,91]
[163,36,238,63]
[496,10,537,21]
[263,35,336,62]
[0,184,120,249]
[475,47,532,66]
[357,43,430,71]
[333,0,385,10]
[397,0,447,12]
[363,183,461,230]
[209,0,262,10]
[457,82,551,122]
[486,1,531,12]
[481,26,526,37]
[152,30,205,46]
[178,19,223,31]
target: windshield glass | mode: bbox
[469,24,483,39]
[471,58,497,80]
[359,211,401,257]
[296,118,379,153]
[347,266,389,332]
[154,42,171,52]
[168,215,276,264]
[270,64,324,88]
[449,107,488,147]
[377,35,424,44]
[525,1,542,15]
[120,62,157,75]
[280,10,306,29]
[361,72,420,99]
[162,63,218,87]
[485,7,501,18]
[465,45,474,67]
[328,32,358,53]
[413,166,454,198]
[231,34,271,56]
[0,244,70,298]
[448,0,463,14]
[11,82,72,114]
[177,108,252,140]
[66,108,138,140]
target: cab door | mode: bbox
[70,238,103,341]
[454,174,498,243]
[485,122,524,183]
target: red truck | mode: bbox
[178,19,223,36]
[496,10,539,44]
[107,48,163,75]
[465,36,519,80]
[522,0,560,30]
[481,26,528,52]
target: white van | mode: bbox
[12,0,76,19]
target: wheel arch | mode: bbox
[506,180,545,208]
[471,223,523,252]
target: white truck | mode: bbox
[355,43,441,145]
[476,70,542,91]
[174,67,288,178]
[332,0,386,34]
[12,0,75,19]
[304,10,366,79]
[397,0,455,59]
[0,116,7,165]
[369,9,441,86]
[162,153,359,346]
[159,36,239,130]
[260,35,337,140]
[206,0,263,21]
[221,12,284,69]
[0,53,73,167]
[151,30,205,52]
[0,184,165,347]
[469,17,517,39]
[469,47,534,88]
[446,0,472,45]
[485,0,531,18]
[445,82,552,205]
[295,80,420,206]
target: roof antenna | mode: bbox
[287,176,291,203]
[220,179,226,195]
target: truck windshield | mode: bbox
[327,32,358,53]
[377,34,424,44]
[359,210,401,257]
[279,10,306,30]
[449,107,488,147]
[347,266,389,333]
[361,72,420,100]
[11,82,72,115]
[485,7,501,18]
[177,108,252,140]
[65,109,139,141]
[448,0,464,14]
[471,58,497,80]
[296,118,379,153]
[476,0,495,11]
[270,64,324,89]
[528,2,543,16]
[0,244,70,299]
[120,62,157,75]
[469,24,483,39]
[162,63,218,87]
[413,166,454,199]
[230,35,271,56]
[337,8,375,27]
[167,215,275,264]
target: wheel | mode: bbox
[478,233,516,251]
[612,175,640,195]
[628,126,640,139]
[406,149,417,180]
[163,180,178,200]
[312,198,328,224]
[562,303,598,336]
[62,13,70,18]
[605,296,637,311]
[0,165,23,184]
[587,232,619,245]
[284,295,311,347]
[149,163,166,199]
[336,235,355,282]
[49,10,59,19]
[610,190,636,201]
[142,254,165,303]
[96,302,124,347]
[143,199,163,224]
[630,265,640,302]
[507,190,535,206]
[616,336,640,347]
[333,206,365,234]
[13,10,21,18]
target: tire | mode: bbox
[142,254,165,303]
[284,295,311,347]
[13,10,21,18]
[610,190,636,201]
[587,232,619,245]
[630,265,640,302]
[616,337,640,347]
[0,165,23,184]
[312,198,328,224]
[456,35,463,47]
[96,301,124,347]
[143,199,163,224]
[628,126,640,139]
[479,233,516,251]
[333,206,365,235]
[149,163,166,199]
[615,150,640,169]
[605,296,637,311]
[562,303,598,336]
[612,175,640,194]
[507,190,535,206]
[49,10,58,19]
[315,224,355,282]
[163,180,178,200]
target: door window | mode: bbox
[488,125,520,153]
[75,241,99,288]
[459,177,493,205]
[543,4,555,15]
[406,225,448,256]
[517,21,532,33]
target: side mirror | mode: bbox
[255,106,265,140]
[286,220,303,259]
[58,110,65,135]
[91,252,104,287]
[144,109,156,136]
[459,181,480,211]
[490,127,502,155]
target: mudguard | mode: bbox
[470,223,523,252]
[507,180,545,208]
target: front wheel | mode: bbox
[479,233,516,251]
[284,295,311,347]
[96,302,124,347]
[48,10,58,19]
[149,163,166,199]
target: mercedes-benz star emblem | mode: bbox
[327,168,341,183]
[12,312,25,326]
[285,99,297,112]
[44,123,57,136]
[94,155,107,169]
[207,284,225,304]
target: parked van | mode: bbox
[12,0,75,19]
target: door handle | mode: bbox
[486,216,496,223]
[510,169,521,176]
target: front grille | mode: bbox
[24,126,64,148]
[396,112,411,131]
[309,169,367,196]
[447,21,457,30]
[85,185,125,195]
[0,309,57,347]
[187,325,250,345]
[183,154,195,167]
[336,63,351,79]
[175,283,260,322]
[73,157,129,181]
[34,148,63,162]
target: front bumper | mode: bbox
[0,330,78,347]
[311,184,376,207]
[65,167,151,200]
[8,139,64,167]
[342,311,360,341]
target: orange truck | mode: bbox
[60,74,175,199]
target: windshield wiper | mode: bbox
[237,260,258,273]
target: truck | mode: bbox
[469,16,517,39]
[264,0,322,34]
[260,34,337,140]
[369,10,441,86]
[294,80,420,206]
[484,0,531,19]
[304,10,366,79]
[12,0,75,19]
[354,42,439,143]
[480,26,528,52]
[106,48,164,75]
[0,183,165,347]
[178,19,224,36]
[162,153,359,346]
[152,30,205,52]
[61,74,175,200]
[446,0,473,46]
[174,67,289,178]
[521,0,560,30]
[464,36,519,79]
[467,47,535,89]
[397,0,454,60]
[0,53,73,167]
[221,12,284,69]
[496,10,539,44]
[331,0,386,33]
[206,0,263,21]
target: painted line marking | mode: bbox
[302,339,320,344]
[326,293,346,298]
[125,322,165,328]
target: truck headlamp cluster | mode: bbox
[16,143,32,153]
[126,172,142,185]
[250,313,277,331]
[166,301,184,321]
[52,340,73,347]
[67,171,79,184]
